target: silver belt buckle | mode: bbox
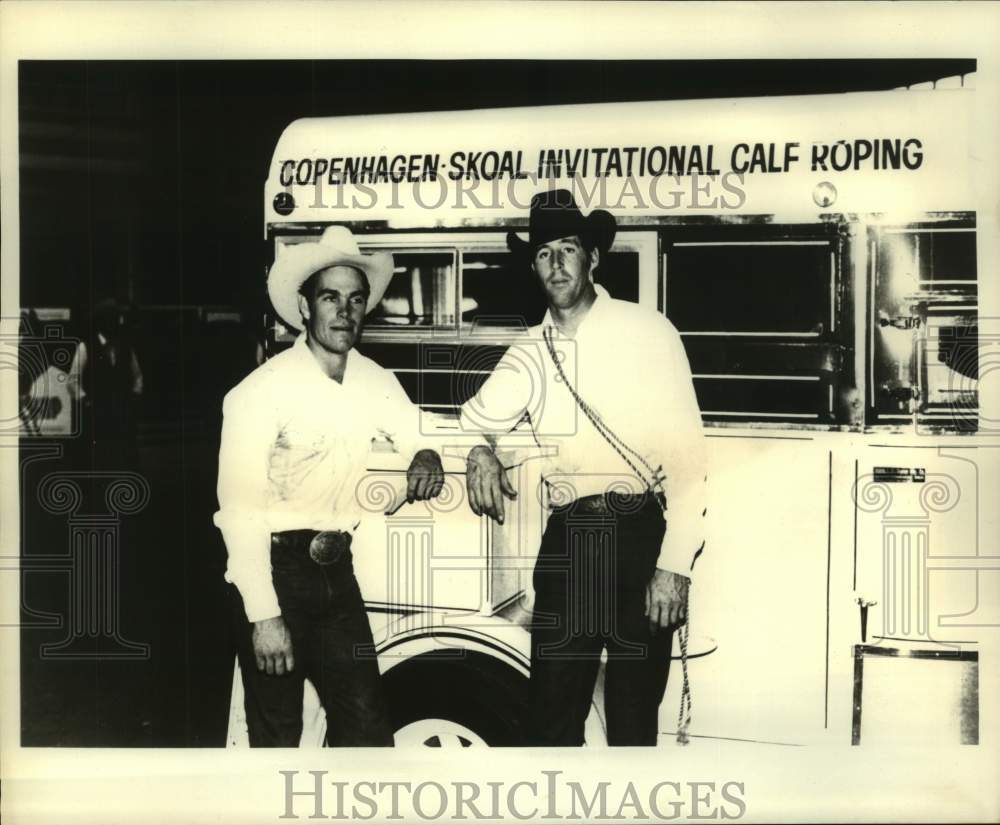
[578,495,611,515]
[308,530,351,566]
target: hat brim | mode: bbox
[267,244,394,331]
[506,209,617,258]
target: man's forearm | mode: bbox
[216,518,281,621]
[655,473,706,578]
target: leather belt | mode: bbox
[556,490,665,515]
[271,529,353,566]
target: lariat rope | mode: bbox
[542,327,662,493]
[676,606,692,745]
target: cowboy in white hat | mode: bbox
[214,225,443,746]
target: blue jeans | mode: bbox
[230,533,393,747]
[530,494,674,746]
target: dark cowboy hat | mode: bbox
[507,188,617,257]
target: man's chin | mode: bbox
[545,283,580,301]
[319,333,357,353]
[546,293,577,310]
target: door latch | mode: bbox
[882,384,919,402]
[878,311,921,331]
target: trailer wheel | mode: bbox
[384,651,530,747]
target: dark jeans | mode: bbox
[230,533,393,747]
[530,494,673,746]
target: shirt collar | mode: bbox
[541,282,611,336]
[291,332,355,386]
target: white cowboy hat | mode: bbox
[267,225,394,331]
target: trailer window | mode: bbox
[869,223,978,430]
[461,250,546,328]
[667,243,830,334]
[663,230,843,426]
[368,251,456,329]
[913,230,976,284]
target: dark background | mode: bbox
[18,59,974,746]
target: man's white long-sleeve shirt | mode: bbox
[459,285,707,578]
[214,333,427,622]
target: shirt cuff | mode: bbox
[237,582,282,624]
[655,517,704,581]
[215,514,282,622]
[441,436,493,465]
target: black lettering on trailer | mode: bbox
[903,138,923,170]
[811,143,830,171]
[294,159,314,186]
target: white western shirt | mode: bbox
[214,333,428,621]
[459,284,708,577]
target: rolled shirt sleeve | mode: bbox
[214,385,282,623]
[457,336,535,458]
[371,367,449,466]
[643,317,708,578]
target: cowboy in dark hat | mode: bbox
[505,188,616,322]
[506,188,617,260]
[461,188,707,747]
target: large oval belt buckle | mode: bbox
[308,530,351,566]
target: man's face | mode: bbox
[298,265,369,355]
[531,235,598,310]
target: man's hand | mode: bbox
[466,445,518,524]
[253,616,294,675]
[407,449,444,503]
[645,568,690,633]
